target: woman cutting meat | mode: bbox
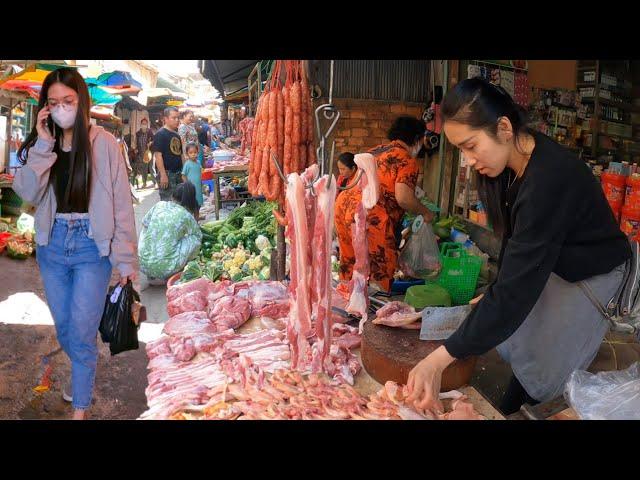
[406,77,631,415]
[335,116,434,292]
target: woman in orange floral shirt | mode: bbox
[335,116,434,292]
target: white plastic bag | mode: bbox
[398,216,441,279]
[564,362,640,420]
[16,213,35,235]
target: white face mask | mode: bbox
[50,104,78,129]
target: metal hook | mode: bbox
[271,152,287,183]
[315,104,340,139]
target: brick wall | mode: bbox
[312,98,425,155]
[312,97,444,200]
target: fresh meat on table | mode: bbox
[166,278,212,303]
[332,323,362,350]
[162,311,218,337]
[208,295,252,330]
[255,301,289,319]
[166,290,207,317]
[372,301,422,328]
[247,281,290,318]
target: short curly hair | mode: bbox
[387,116,426,145]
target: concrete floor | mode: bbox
[0,186,167,420]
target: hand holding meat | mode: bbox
[406,345,455,414]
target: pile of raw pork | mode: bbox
[139,277,362,420]
[210,154,249,173]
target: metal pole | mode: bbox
[436,60,449,212]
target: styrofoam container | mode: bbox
[212,150,235,162]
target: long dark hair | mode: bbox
[18,67,92,211]
[387,116,426,146]
[337,152,356,170]
[441,77,533,237]
[173,181,199,218]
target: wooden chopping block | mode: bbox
[361,319,477,391]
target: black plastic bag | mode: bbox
[99,281,141,356]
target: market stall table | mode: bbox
[211,164,253,220]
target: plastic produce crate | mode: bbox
[436,242,483,305]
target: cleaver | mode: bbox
[419,304,474,341]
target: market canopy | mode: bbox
[0,63,77,100]
[199,60,259,99]
[156,76,188,95]
[85,71,142,96]
[138,87,187,107]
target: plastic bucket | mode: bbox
[601,172,626,203]
[404,284,452,309]
[620,204,640,238]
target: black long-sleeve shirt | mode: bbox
[444,132,631,359]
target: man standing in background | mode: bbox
[152,107,184,201]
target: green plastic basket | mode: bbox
[436,242,483,305]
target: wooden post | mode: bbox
[276,224,286,281]
[439,59,460,216]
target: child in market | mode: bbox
[181,142,204,208]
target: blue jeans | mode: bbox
[36,218,112,410]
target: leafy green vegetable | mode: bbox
[225,233,239,248]
[204,261,224,281]
[180,260,203,283]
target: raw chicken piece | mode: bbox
[373,301,422,328]
[167,290,207,317]
[163,311,217,336]
[375,301,415,318]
